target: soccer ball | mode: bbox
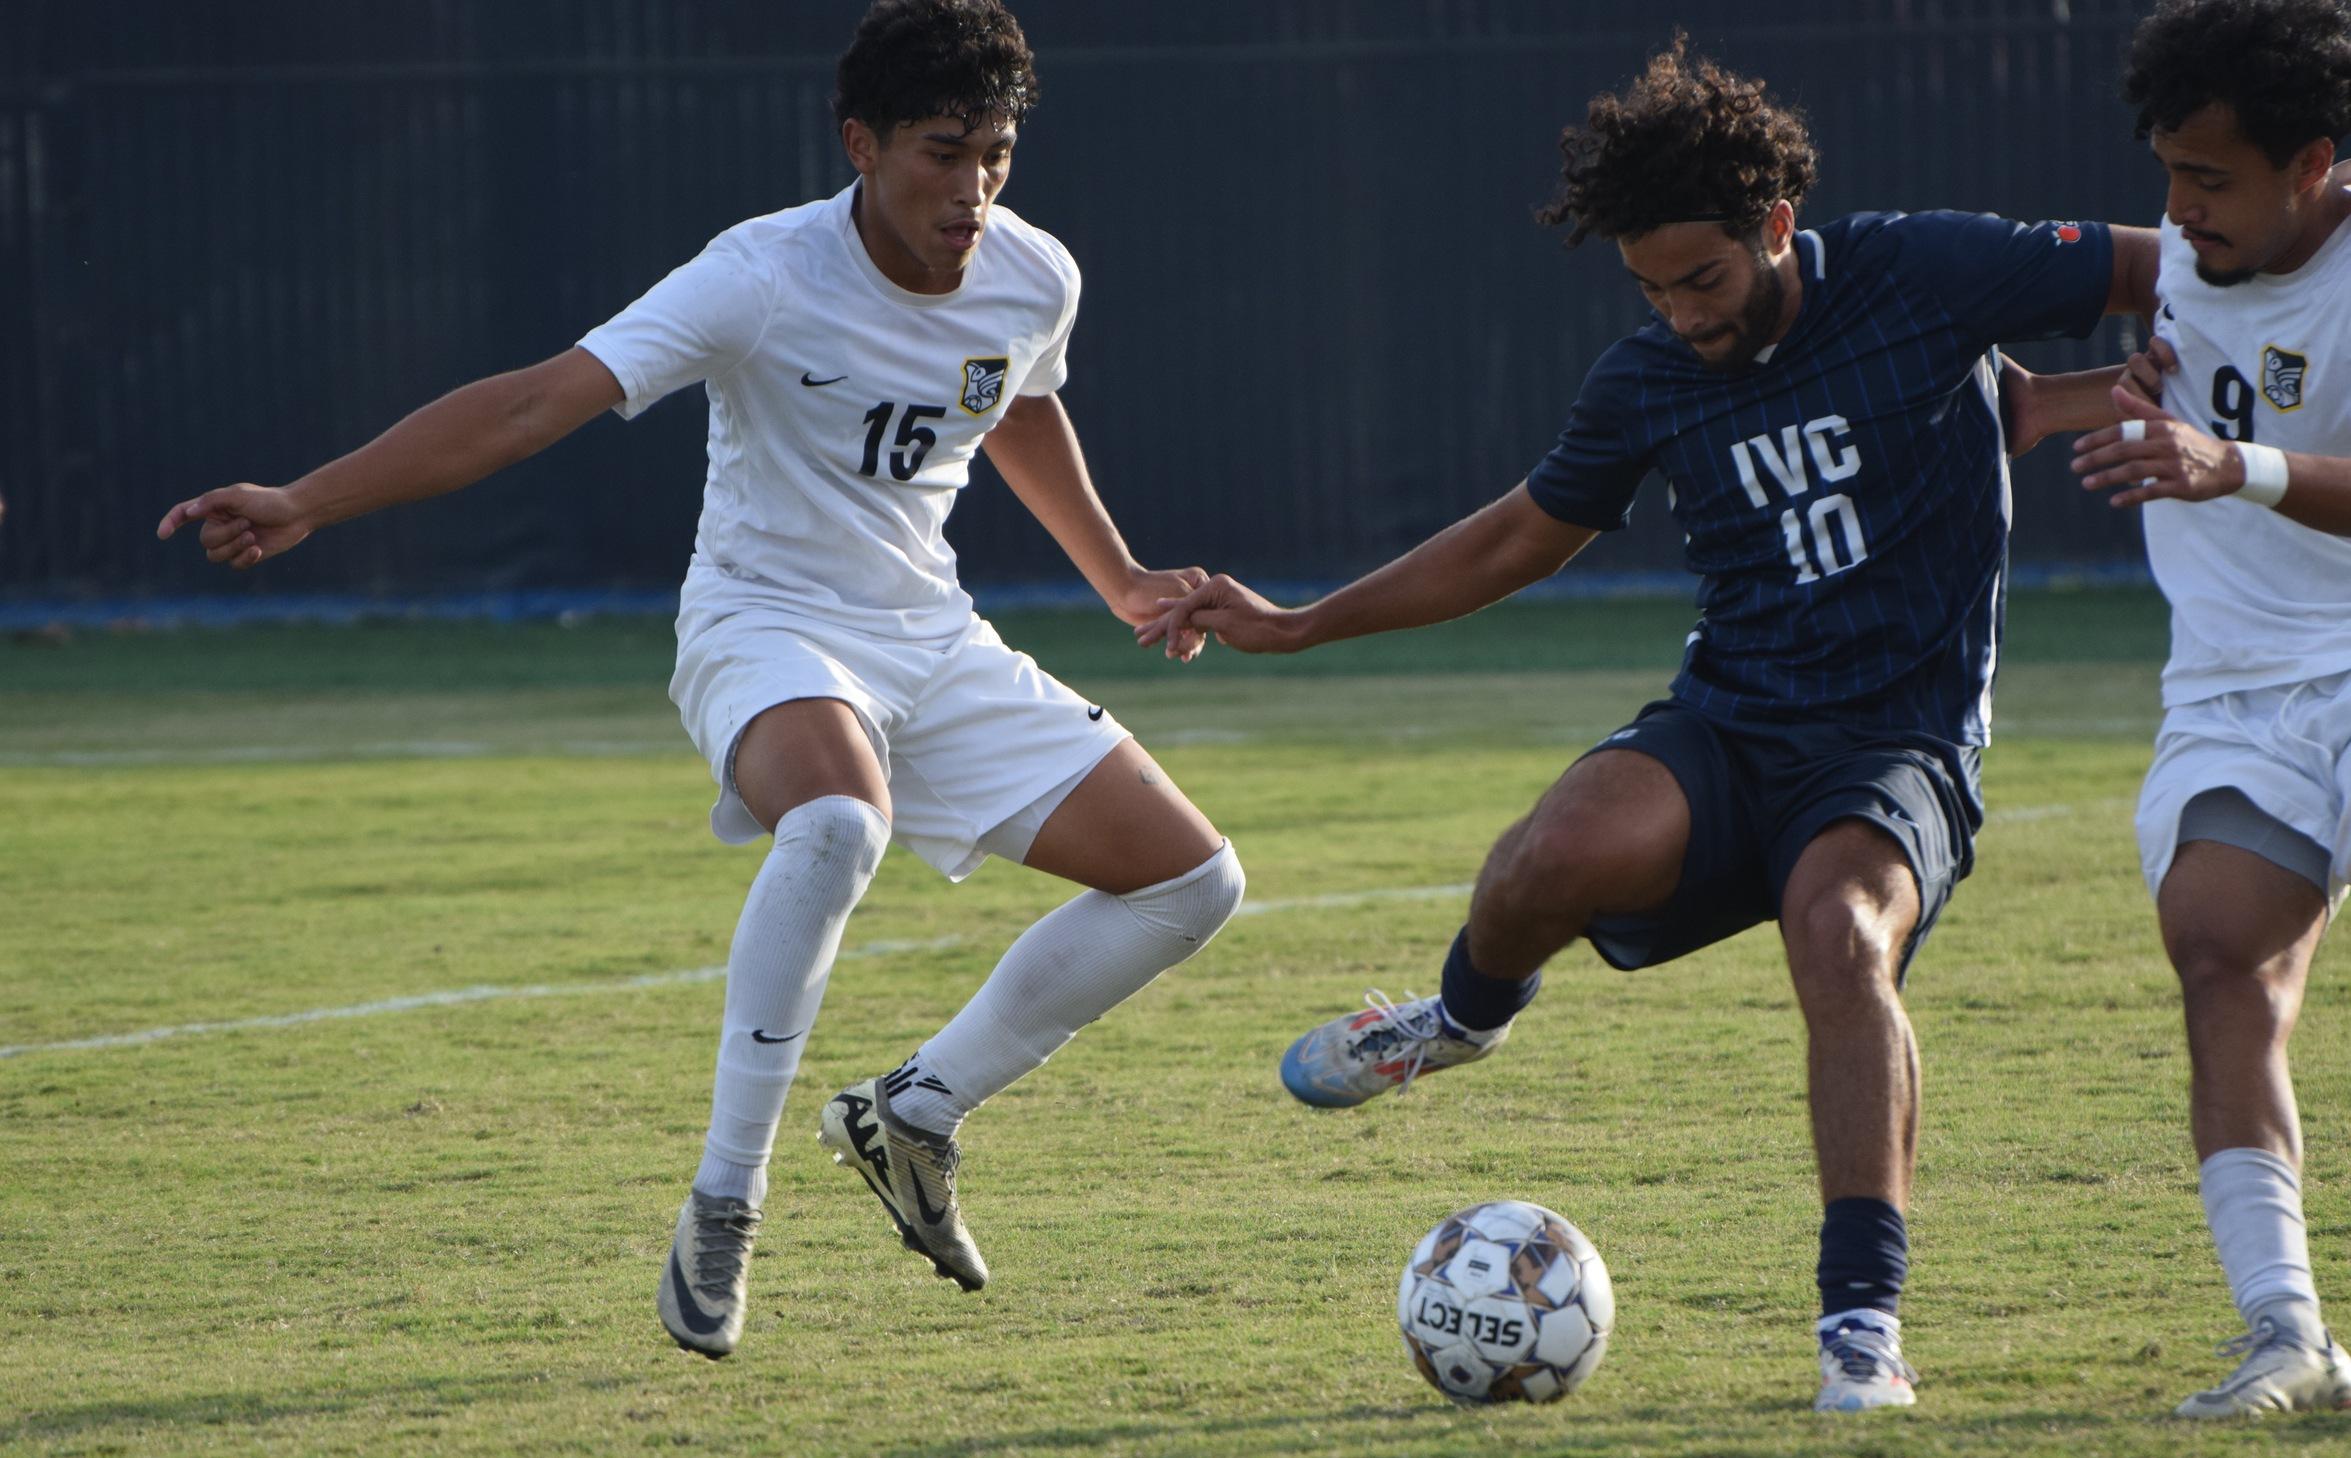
[1396,1200,1613,1404]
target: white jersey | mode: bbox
[2146,211,2351,706]
[579,182,1078,641]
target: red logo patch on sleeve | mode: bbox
[2053,223,2083,245]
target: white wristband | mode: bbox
[2234,442,2290,508]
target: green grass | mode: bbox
[4,590,2346,1457]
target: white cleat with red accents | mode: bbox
[1278,990,1507,1108]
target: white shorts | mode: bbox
[2136,670,2351,906]
[671,569,1129,880]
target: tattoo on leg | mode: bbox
[1139,769,1162,786]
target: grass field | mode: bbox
[5,589,2347,1457]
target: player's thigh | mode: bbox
[733,697,892,832]
[671,590,913,841]
[2156,836,2327,995]
[884,618,1152,883]
[2136,688,2346,902]
[1524,703,1775,972]
[1495,746,1691,915]
[1022,738,1224,894]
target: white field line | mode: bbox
[0,884,1474,1061]
[1,795,2128,1061]
[0,739,682,768]
[1985,794,2134,825]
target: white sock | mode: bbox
[889,842,1245,1136]
[1818,1308,1900,1339]
[693,1152,764,1205]
[2201,1147,2324,1340]
[1435,1005,1509,1046]
[694,795,890,1207]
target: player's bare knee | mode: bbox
[2168,928,2294,1018]
[1784,893,1905,1013]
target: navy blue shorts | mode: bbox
[1578,699,1983,981]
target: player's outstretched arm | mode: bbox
[2073,384,2351,534]
[1999,359,2134,455]
[1137,483,1596,657]
[981,390,1210,657]
[156,347,624,570]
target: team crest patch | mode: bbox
[959,356,1009,416]
[2262,345,2307,412]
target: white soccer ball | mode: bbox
[1396,1200,1613,1404]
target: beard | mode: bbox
[2188,226,2267,287]
[1686,262,1789,371]
[2194,258,2260,287]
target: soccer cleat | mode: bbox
[1278,989,1506,1108]
[1815,1318,1919,1412]
[818,1076,989,1292]
[656,1189,763,1359]
[2174,1319,2351,1418]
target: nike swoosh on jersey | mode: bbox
[666,1249,727,1336]
[800,372,847,387]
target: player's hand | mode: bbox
[2118,335,2179,408]
[2071,385,2242,509]
[1111,565,1211,662]
[156,483,314,569]
[1137,573,1307,658]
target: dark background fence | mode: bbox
[1,0,2164,610]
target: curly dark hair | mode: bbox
[1537,35,1818,247]
[833,0,1039,136]
[2124,0,2351,165]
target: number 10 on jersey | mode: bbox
[1780,494,1868,583]
[1729,416,1874,584]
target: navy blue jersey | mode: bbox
[1527,212,2113,745]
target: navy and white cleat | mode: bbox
[1278,990,1506,1108]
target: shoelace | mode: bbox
[1824,1326,1918,1386]
[1351,988,1446,1096]
[898,1128,964,1218]
[690,1203,762,1296]
[2214,1317,2286,1364]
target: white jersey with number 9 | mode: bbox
[2145,213,2351,706]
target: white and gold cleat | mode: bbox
[2175,1320,2351,1418]
[818,1076,989,1292]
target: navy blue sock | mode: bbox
[1817,1197,1908,1320]
[1436,927,1541,1033]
